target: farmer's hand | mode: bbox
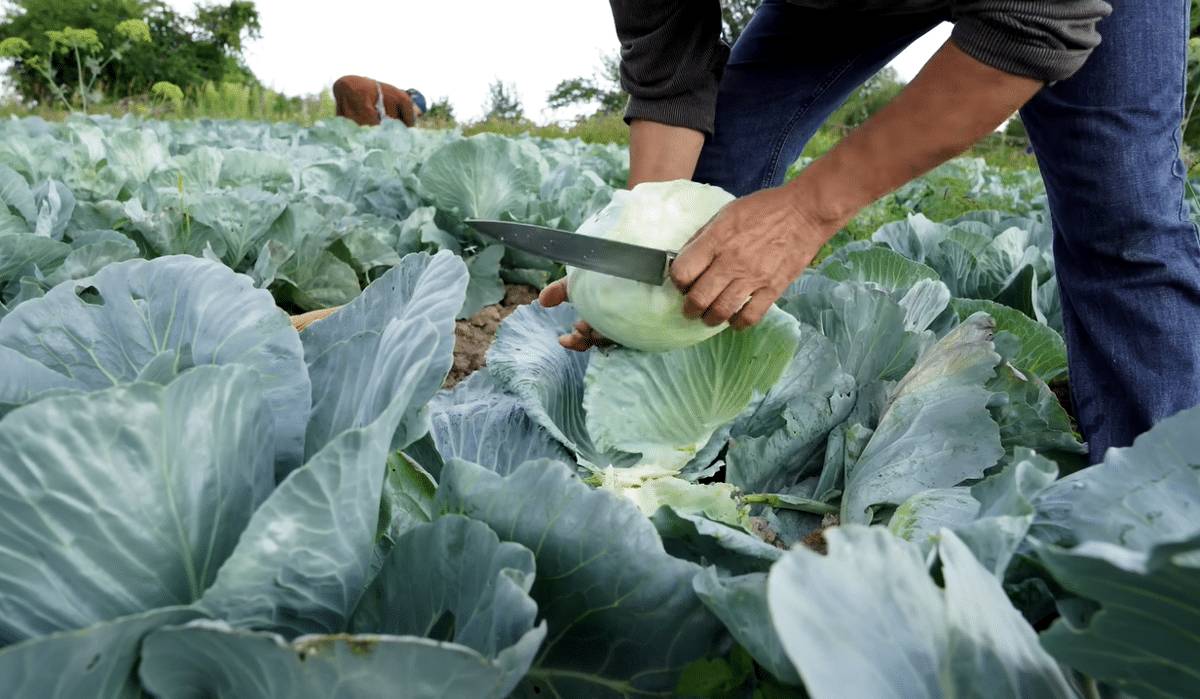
[672,186,836,329]
[538,279,610,351]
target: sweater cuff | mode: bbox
[951,18,1095,84]
[623,81,720,137]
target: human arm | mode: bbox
[673,41,1043,329]
[545,41,1043,346]
[676,0,1113,327]
[547,0,1112,346]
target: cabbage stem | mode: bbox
[743,493,838,516]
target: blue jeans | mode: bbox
[695,0,1200,461]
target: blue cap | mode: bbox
[406,89,427,114]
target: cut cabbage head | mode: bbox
[566,180,735,352]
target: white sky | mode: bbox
[158,1,952,122]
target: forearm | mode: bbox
[628,119,706,187]
[787,40,1042,231]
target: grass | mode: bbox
[0,86,632,142]
[0,81,338,126]
[462,112,630,144]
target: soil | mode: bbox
[1049,379,1078,432]
[749,513,839,554]
[445,284,540,388]
[801,514,840,555]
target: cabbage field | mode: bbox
[0,115,1195,698]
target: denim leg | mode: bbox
[1020,0,1200,460]
[694,1,943,196]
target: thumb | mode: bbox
[669,226,718,292]
[539,278,569,307]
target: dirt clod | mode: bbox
[801,514,840,555]
[446,284,540,388]
[749,517,787,550]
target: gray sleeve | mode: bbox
[950,0,1113,83]
[608,0,729,136]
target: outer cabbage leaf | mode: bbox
[0,255,310,470]
[898,278,953,333]
[428,371,572,477]
[952,298,1066,382]
[268,202,360,311]
[1037,534,1200,698]
[371,452,437,577]
[394,205,461,255]
[779,279,929,389]
[891,450,1059,576]
[954,450,1059,576]
[417,132,547,220]
[43,229,140,286]
[32,179,75,240]
[486,301,634,467]
[0,345,74,412]
[0,164,36,224]
[0,366,273,643]
[188,186,288,268]
[217,148,294,190]
[300,250,467,459]
[155,145,222,190]
[139,620,542,699]
[767,527,1074,699]
[888,487,979,550]
[110,190,210,257]
[198,322,438,636]
[870,213,949,262]
[651,508,783,575]
[0,234,69,289]
[584,307,800,471]
[436,458,724,697]
[842,313,1003,524]
[156,518,546,699]
[988,362,1085,463]
[693,570,802,686]
[460,243,506,318]
[725,325,856,493]
[104,128,168,187]
[817,245,940,294]
[350,514,544,693]
[0,608,201,699]
[1031,404,1200,550]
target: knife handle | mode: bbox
[663,251,677,283]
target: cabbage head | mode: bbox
[566,180,734,352]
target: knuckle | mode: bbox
[669,264,695,290]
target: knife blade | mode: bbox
[465,218,675,286]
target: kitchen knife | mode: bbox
[465,218,675,286]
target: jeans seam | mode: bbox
[760,54,864,189]
[1180,0,1200,252]
[1177,0,1200,251]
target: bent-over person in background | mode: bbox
[333,75,426,127]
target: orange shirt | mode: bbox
[332,75,417,127]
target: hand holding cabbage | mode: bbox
[540,180,835,352]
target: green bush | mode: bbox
[0,0,261,103]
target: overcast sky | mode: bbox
[156,1,951,122]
